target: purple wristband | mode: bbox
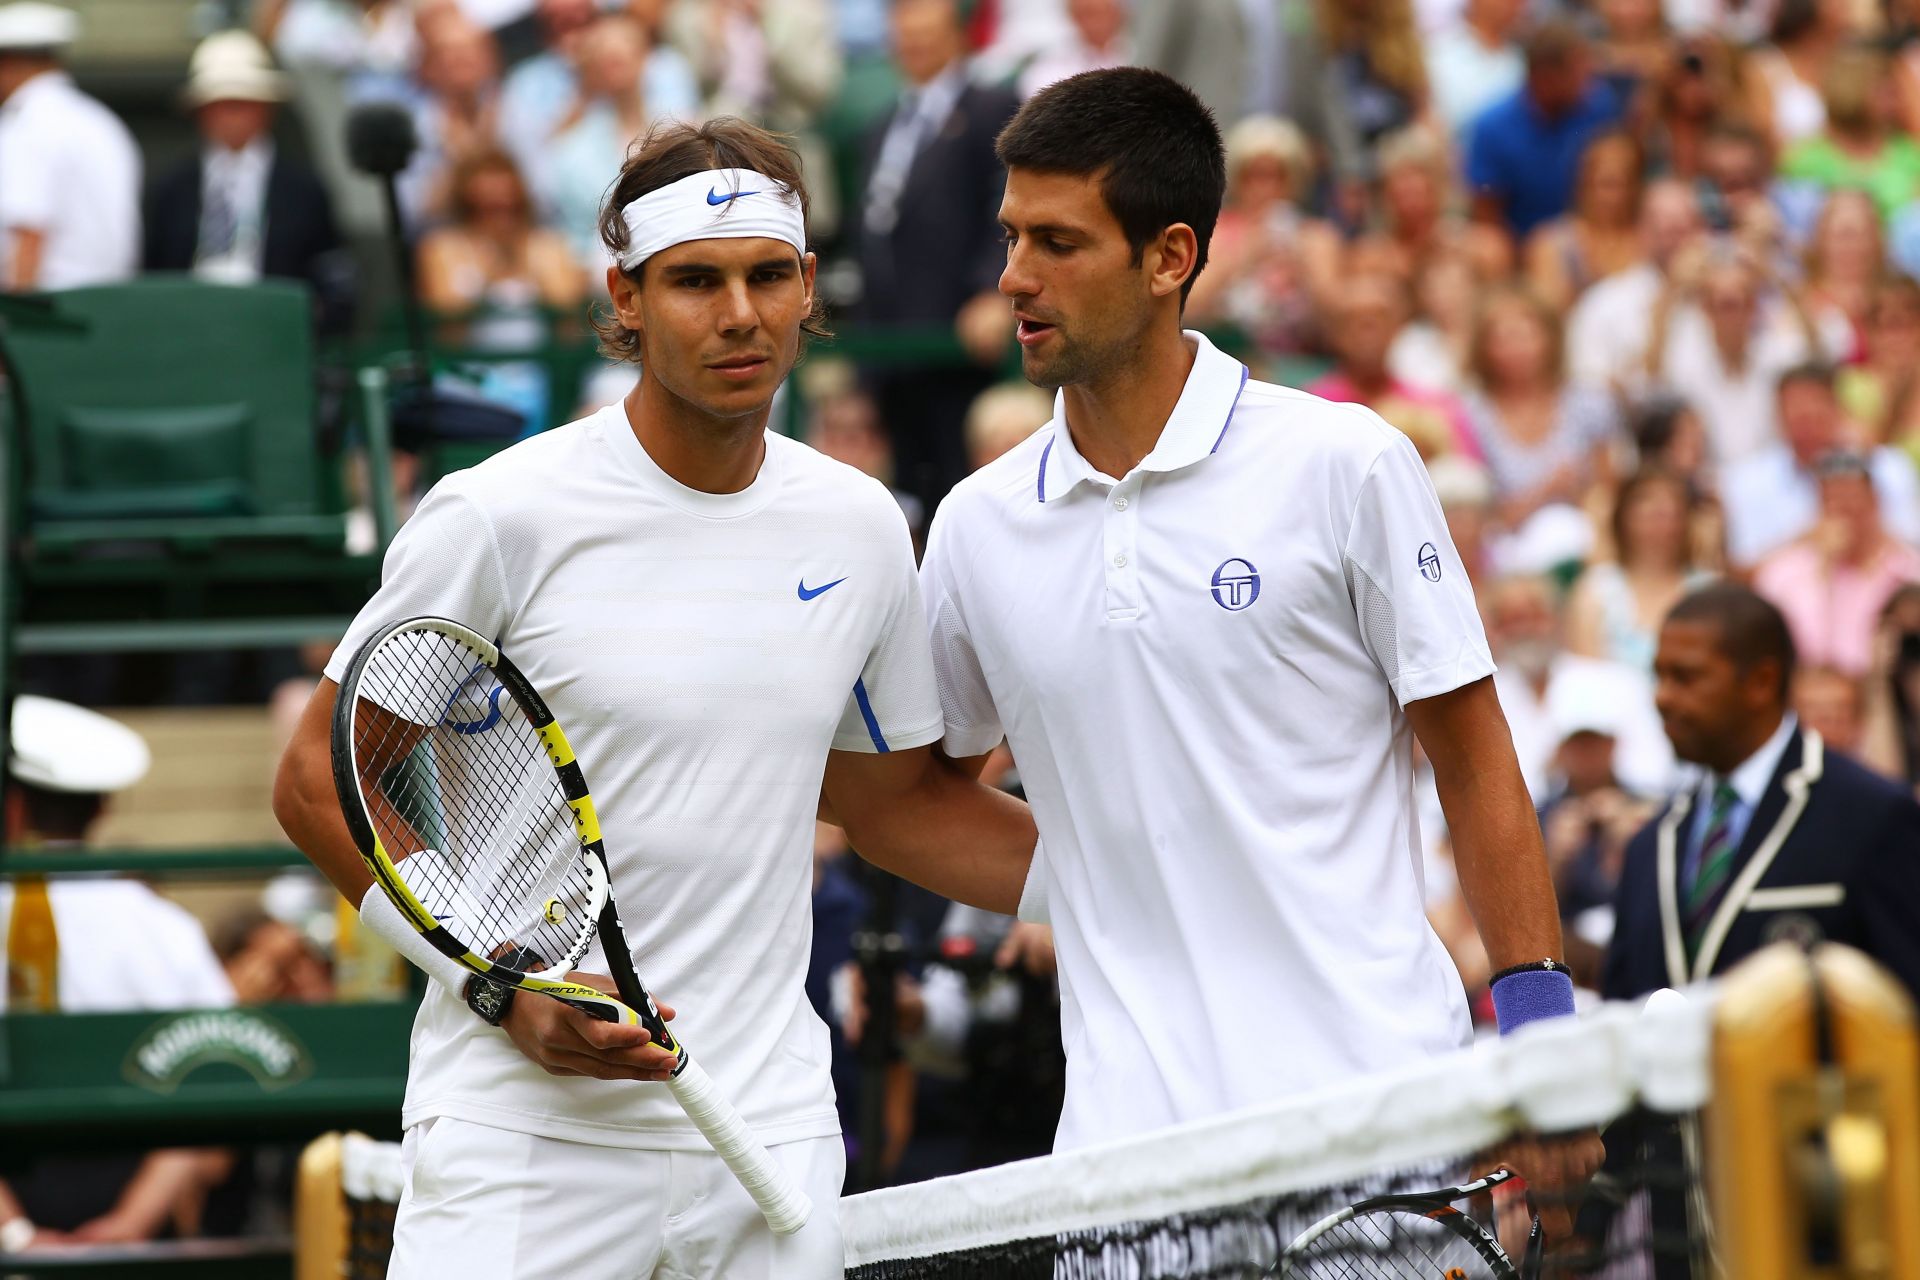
[1490,967,1577,1035]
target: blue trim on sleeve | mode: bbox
[852,679,890,752]
[1490,968,1577,1036]
[1036,436,1054,504]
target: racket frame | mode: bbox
[331,615,813,1234]
[1278,1168,1531,1280]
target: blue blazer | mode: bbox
[1602,729,1920,1004]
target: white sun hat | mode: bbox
[9,695,151,794]
[0,2,79,51]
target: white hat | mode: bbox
[9,695,151,794]
[0,2,78,51]
[182,29,288,106]
[1547,669,1632,741]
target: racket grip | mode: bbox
[668,1056,813,1235]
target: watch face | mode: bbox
[468,978,512,1024]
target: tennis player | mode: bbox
[921,68,1603,1239]
[273,118,1035,1279]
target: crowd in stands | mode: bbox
[5,0,1920,1228]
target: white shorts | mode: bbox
[388,1117,845,1280]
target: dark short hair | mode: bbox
[995,67,1225,304]
[1667,582,1797,702]
[1521,17,1587,69]
[594,117,829,364]
[9,780,104,842]
[1776,359,1837,400]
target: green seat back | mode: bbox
[1,277,323,525]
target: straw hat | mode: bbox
[9,695,151,794]
[0,2,78,51]
[182,29,289,107]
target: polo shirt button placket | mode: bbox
[1104,478,1142,620]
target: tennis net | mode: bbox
[840,994,1714,1279]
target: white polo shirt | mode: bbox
[325,405,943,1149]
[0,70,139,290]
[922,333,1490,1151]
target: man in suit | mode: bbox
[856,0,1018,517]
[143,30,351,335]
[1605,582,1920,1004]
[1597,583,1920,1277]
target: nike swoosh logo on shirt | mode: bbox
[798,577,847,601]
[708,187,760,206]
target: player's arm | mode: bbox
[1405,676,1564,976]
[273,678,374,904]
[822,745,1034,916]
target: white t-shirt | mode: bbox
[0,71,140,290]
[0,878,235,1014]
[324,406,943,1149]
[921,333,1488,1152]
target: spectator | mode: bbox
[855,0,1018,512]
[1317,0,1431,156]
[1722,362,1920,566]
[1134,0,1361,204]
[1424,0,1525,139]
[1779,44,1920,224]
[213,910,334,1004]
[0,2,139,291]
[1018,0,1128,100]
[1567,467,1718,672]
[1466,17,1624,241]
[1839,273,1920,450]
[1696,122,1778,245]
[963,381,1050,471]
[1363,124,1512,287]
[1894,0,1920,136]
[1753,450,1920,677]
[1306,272,1482,464]
[1859,583,1920,793]
[397,11,502,226]
[1427,454,1499,588]
[1462,286,1617,529]
[0,696,233,1250]
[1388,246,1478,395]
[1608,581,1920,1004]
[1641,36,1744,182]
[805,381,925,538]
[498,0,699,198]
[1524,130,1646,310]
[1645,241,1838,465]
[1482,574,1674,800]
[143,31,352,336]
[1184,115,1341,357]
[666,0,842,127]
[1592,0,1671,106]
[1799,189,1883,361]
[1629,395,1729,561]
[1745,0,1860,154]
[541,14,653,266]
[1795,665,1866,754]
[1567,178,1705,395]
[418,147,585,432]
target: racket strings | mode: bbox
[1286,1211,1506,1280]
[351,629,598,971]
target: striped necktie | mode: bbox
[1683,782,1741,959]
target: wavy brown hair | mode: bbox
[1314,0,1428,104]
[593,117,831,366]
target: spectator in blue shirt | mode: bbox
[1468,18,1623,241]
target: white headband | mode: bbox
[617,168,807,272]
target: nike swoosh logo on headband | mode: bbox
[707,187,761,206]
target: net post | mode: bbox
[1709,941,1920,1279]
[294,1132,348,1280]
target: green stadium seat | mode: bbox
[0,278,396,653]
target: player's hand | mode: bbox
[955,292,1015,366]
[994,921,1056,977]
[1477,1128,1606,1254]
[500,971,682,1082]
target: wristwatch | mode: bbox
[464,973,516,1026]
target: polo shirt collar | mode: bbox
[1036,330,1249,503]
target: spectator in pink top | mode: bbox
[1754,450,1920,677]
[1307,272,1483,463]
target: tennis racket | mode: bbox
[330,615,812,1235]
[1277,1168,1542,1279]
